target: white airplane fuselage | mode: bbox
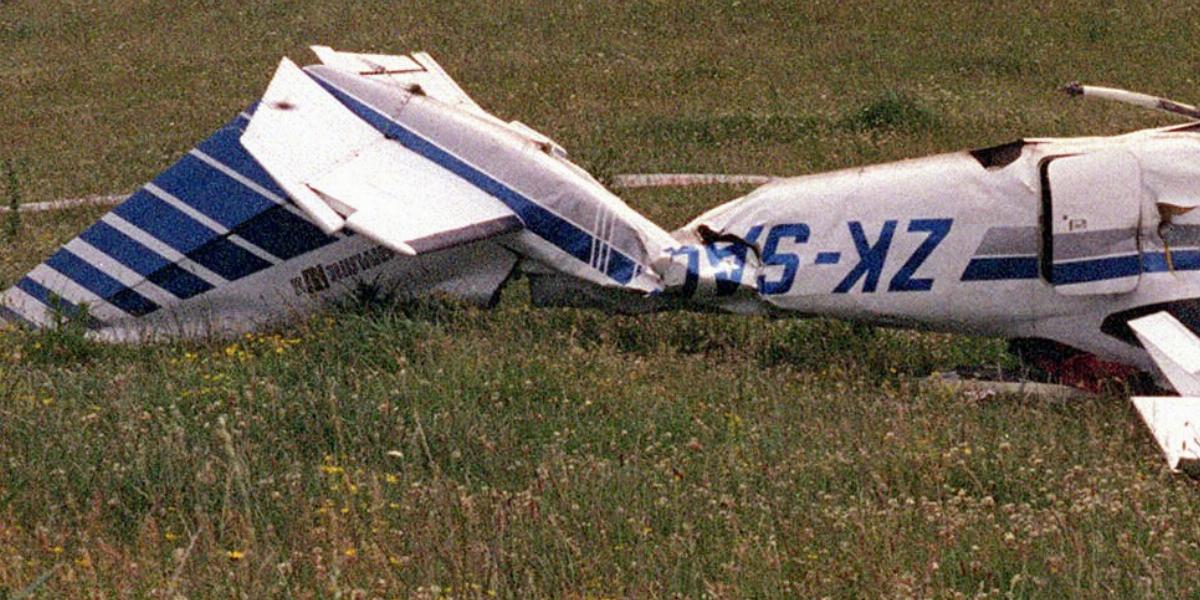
[653,125,1200,371]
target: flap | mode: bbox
[241,57,374,233]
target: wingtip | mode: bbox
[1131,395,1200,475]
[310,45,335,64]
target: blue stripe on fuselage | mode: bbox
[961,250,1200,284]
[960,256,1039,281]
[1051,255,1141,285]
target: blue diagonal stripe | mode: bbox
[147,265,215,299]
[15,277,104,328]
[113,190,217,255]
[45,249,159,316]
[80,221,168,276]
[0,305,33,328]
[234,205,336,260]
[188,239,272,281]
[79,221,213,299]
[152,154,276,229]
[110,190,272,284]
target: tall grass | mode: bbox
[1,0,1198,596]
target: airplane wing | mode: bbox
[241,58,523,255]
[1129,312,1200,395]
[1129,311,1200,473]
[1130,396,1200,473]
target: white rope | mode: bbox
[0,193,125,213]
[4,171,778,214]
[610,173,775,189]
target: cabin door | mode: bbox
[1041,150,1146,295]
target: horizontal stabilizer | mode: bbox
[1132,396,1200,472]
[309,46,485,116]
[309,46,569,155]
[243,58,523,255]
[1129,312,1200,395]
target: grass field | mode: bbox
[3,1,1200,597]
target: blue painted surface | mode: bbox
[45,249,159,316]
[960,256,1039,281]
[15,277,104,328]
[79,221,213,299]
[833,221,897,293]
[814,252,840,265]
[153,154,276,229]
[310,73,642,285]
[235,206,336,260]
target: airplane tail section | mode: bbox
[0,46,671,339]
[1129,312,1200,473]
[245,52,677,296]
[0,105,344,338]
[0,87,522,340]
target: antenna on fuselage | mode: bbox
[1062,82,1200,121]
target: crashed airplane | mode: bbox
[5,47,1200,393]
